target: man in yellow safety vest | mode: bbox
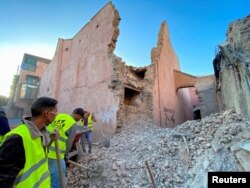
[47,108,82,188]
[0,97,58,187]
[82,111,96,154]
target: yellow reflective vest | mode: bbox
[3,124,50,188]
[87,116,93,131]
[47,114,76,159]
[77,116,93,131]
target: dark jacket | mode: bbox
[0,135,25,187]
[0,120,49,187]
[0,111,10,136]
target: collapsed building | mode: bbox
[37,2,219,140]
[217,14,250,116]
[4,3,250,187]
[65,14,250,188]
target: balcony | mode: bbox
[14,83,38,109]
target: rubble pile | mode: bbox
[67,109,250,188]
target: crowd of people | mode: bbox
[0,96,96,188]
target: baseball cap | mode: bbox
[72,108,84,117]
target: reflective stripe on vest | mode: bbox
[47,114,76,159]
[3,124,50,188]
[87,116,93,130]
[0,135,3,145]
[78,119,84,126]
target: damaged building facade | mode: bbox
[217,14,250,117]
[38,3,218,139]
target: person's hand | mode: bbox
[91,113,97,122]
[50,129,60,141]
[64,155,69,164]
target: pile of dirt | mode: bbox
[67,108,250,188]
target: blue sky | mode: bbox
[0,0,249,97]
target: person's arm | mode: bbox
[0,135,25,187]
[91,113,96,122]
[65,124,77,158]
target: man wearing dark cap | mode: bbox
[72,108,89,153]
[47,107,85,188]
[73,108,96,154]
[72,108,84,122]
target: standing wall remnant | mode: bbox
[37,2,214,140]
[195,75,219,117]
[38,3,121,139]
[218,14,250,116]
[151,22,198,127]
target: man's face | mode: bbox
[44,107,58,125]
[72,113,82,121]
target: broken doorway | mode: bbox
[123,87,141,106]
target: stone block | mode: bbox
[230,143,242,153]
[211,140,223,152]
[235,150,250,171]
[240,131,250,139]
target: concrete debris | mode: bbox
[66,108,250,188]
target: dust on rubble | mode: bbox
[67,108,250,188]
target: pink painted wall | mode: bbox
[38,3,120,138]
[189,87,199,107]
[38,41,63,98]
[152,22,195,127]
[152,22,179,127]
[176,87,199,121]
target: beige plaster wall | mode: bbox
[195,75,219,117]
[219,15,250,117]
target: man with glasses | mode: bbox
[0,97,58,187]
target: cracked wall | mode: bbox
[38,3,121,139]
[218,14,250,116]
[109,55,154,132]
[195,75,219,117]
[37,3,211,140]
